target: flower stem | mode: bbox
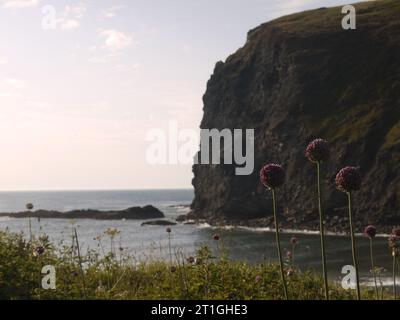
[317,162,329,300]
[347,192,361,300]
[168,233,172,265]
[74,228,87,298]
[393,254,397,300]
[369,238,379,300]
[28,217,32,242]
[272,189,288,300]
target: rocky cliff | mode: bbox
[190,0,400,233]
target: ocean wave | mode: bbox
[195,223,391,237]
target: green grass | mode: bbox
[0,230,393,300]
[320,104,383,143]
[383,121,400,149]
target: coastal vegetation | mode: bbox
[0,228,394,300]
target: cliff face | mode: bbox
[190,0,400,233]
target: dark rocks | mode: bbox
[0,205,164,220]
[190,0,400,233]
[141,220,177,226]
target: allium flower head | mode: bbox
[335,166,361,193]
[26,203,34,210]
[364,225,377,239]
[166,227,172,233]
[290,236,298,245]
[259,163,285,189]
[213,234,220,241]
[35,246,45,255]
[305,139,329,163]
[255,275,262,283]
[392,228,400,237]
[187,256,195,264]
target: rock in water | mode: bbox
[141,220,177,226]
[190,0,400,232]
[0,205,164,220]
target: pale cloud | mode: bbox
[99,29,132,51]
[0,56,8,65]
[0,78,25,98]
[57,2,86,31]
[61,19,80,30]
[101,5,124,19]
[65,3,86,19]
[2,78,25,90]
[2,0,38,8]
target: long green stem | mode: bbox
[272,189,288,300]
[369,238,379,300]
[28,217,32,242]
[317,162,329,300]
[393,254,397,300]
[74,228,87,298]
[347,192,361,300]
[168,233,172,264]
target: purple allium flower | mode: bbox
[170,266,177,273]
[335,166,361,193]
[213,234,220,241]
[166,227,171,233]
[305,139,329,163]
[187,256,195,264]
[392,228,400,237]
[364,225,377,239]
[26,203,34,210]
[255,275,262,283]
[290,236,298,245]
[259,163,285,189]
[35,246,45,255]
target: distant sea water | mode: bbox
[0,189,397,286]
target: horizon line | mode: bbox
[0,187,194,193]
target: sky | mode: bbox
[0,0,351,191]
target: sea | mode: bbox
[0,189,397,286]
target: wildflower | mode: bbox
[26,203,34,210]
[255,275,262,283]
[166,227,171,233]
[392,228,400,237]
[336,166,362,300]
[365,225,379,299]
[187,256,195,264]
[260,162,288,299]
[290,236,298,245]
[34,246,45,256]
[259,163,285,189]
[306,139,330,300]
[104,227,120,238]
[364,225,377,239]
[170,266,177,273]
[213,234,220,241]
[335,166,361,193]
[305,139,329,163]
[388,233,399,299]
